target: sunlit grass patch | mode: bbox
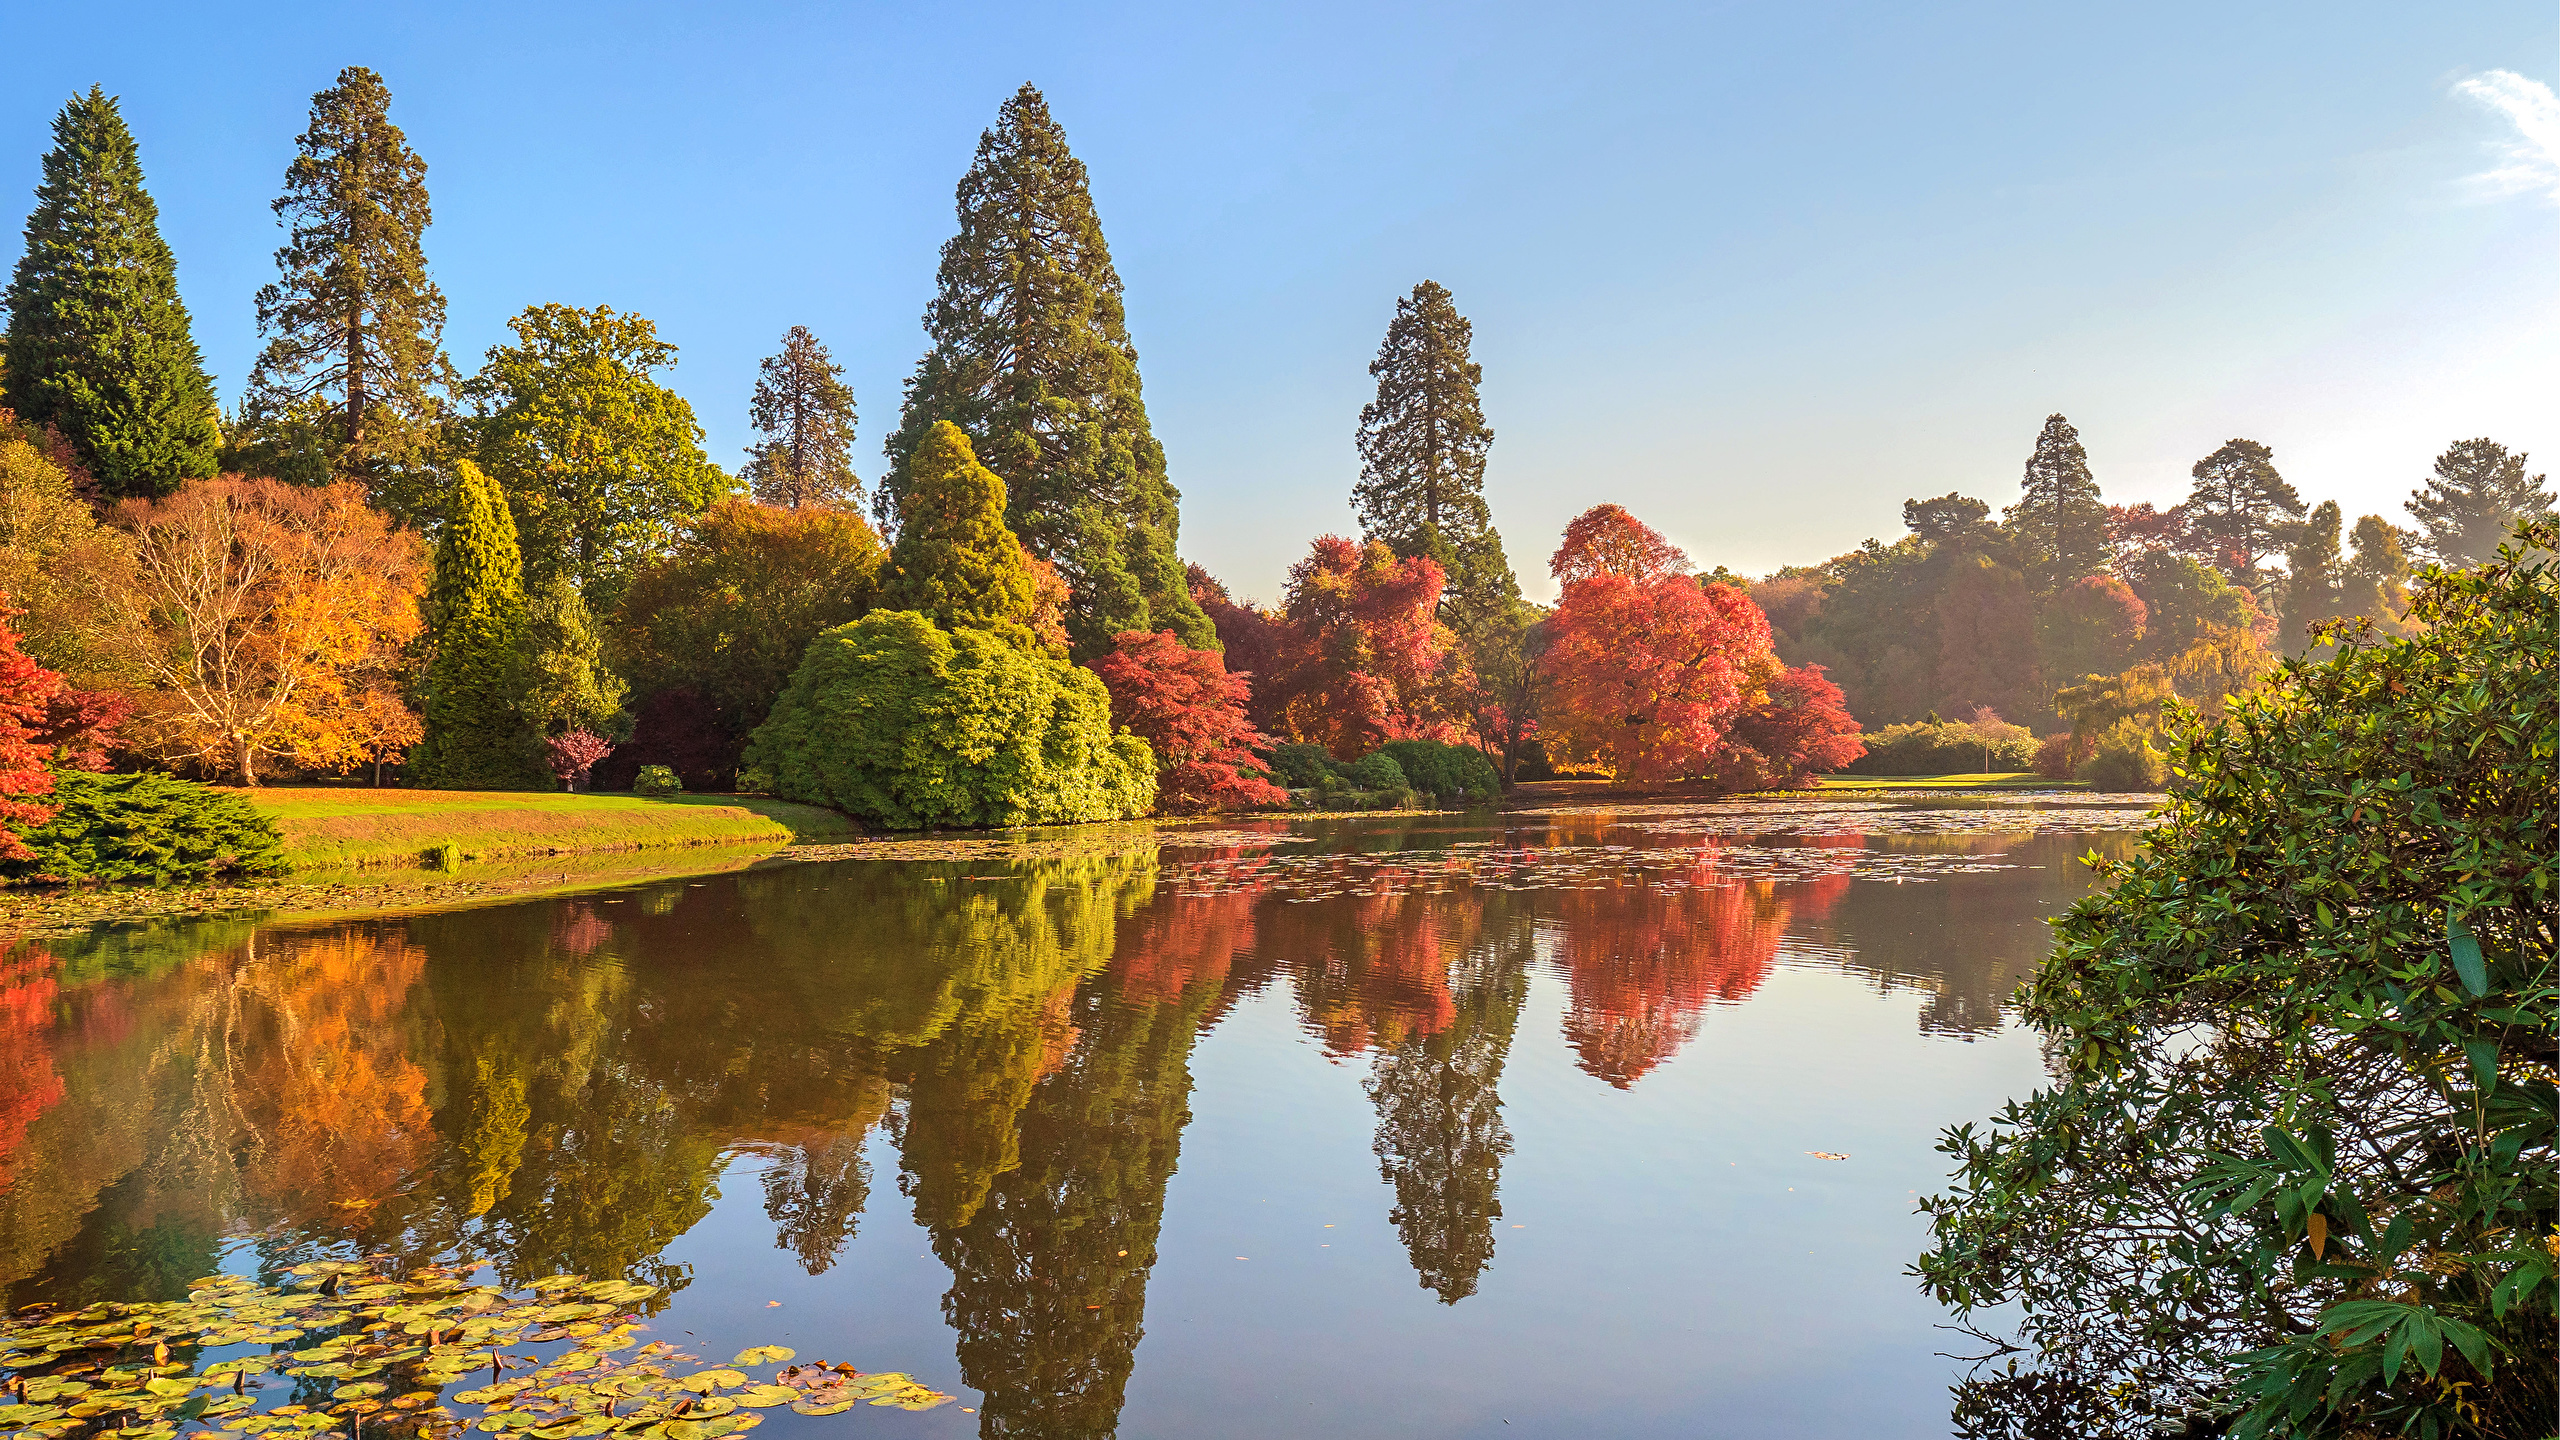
[237,788,861,869]
[1809,771,2077,791]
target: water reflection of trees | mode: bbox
[1,823,2112,1436]
[1547,847,1850,1086]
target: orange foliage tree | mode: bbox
[1539,504,1782,783]
[1260,535,1465,757]
[106,477,427,783]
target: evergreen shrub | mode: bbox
[1344,751,1407,790]
[1268,743,1333,789]
[1375,739,1502,801]
[3,771,286,884]
[745,610,1153,830]
[1845,719,2040,775]
[631,765,684,798]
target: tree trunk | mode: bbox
[234,735,258,787]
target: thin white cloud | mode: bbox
[2451,69,2560,202]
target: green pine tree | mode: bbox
[883,420,1039,635]
[2002,412,2109,594]
[2280,499,2344,654]
[239,66,457,520]
[1353,280,1518,621]
[2182,438,2304,587]
[880,83,1212,658]
[2,87,220,498]
[745,325,859,510]
[415,459,540,788]
[2405,438,2553,567]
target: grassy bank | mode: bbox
[243,788,862,870]
[1812,771,2081,791]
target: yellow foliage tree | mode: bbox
[106,476,427,783]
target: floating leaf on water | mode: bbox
[727,1347,792,1367]
[729,1386,798,1409]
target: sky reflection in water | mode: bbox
[0,795,2147,1438]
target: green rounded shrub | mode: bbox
[3,771,287,885]
[1267,742,1335,790]
[1375,739,1502,801]
[745,610,1155,829]
[1344,751,1407,790]
[631,765,685,797]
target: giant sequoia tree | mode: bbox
[240,66,456,517]
[1353,281,1517,621]
[2003,413,2108,594]
[2,88,220,498]
[880,84,1211,657]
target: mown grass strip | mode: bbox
[240,788,862,870]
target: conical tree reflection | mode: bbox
[915,887,1249,1439]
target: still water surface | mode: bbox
[2,794,2149,1438]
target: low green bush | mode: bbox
[3,771,288,884]
[746,610,1154,829]
[2078,720,2167,792]
[1845,719,2040,775]
[1268,742,1334,790]
[631,765,685,797]
[1375,739,1502,801]
[1343,751,1407,790]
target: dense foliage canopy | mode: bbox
[1091,628,1286,814]
[1918,523,2556,1439]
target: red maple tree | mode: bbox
[1713,662,1865,790]
[1259,536,1464,758]
[0,602,69,861]
[1539,506,1782,784]
[1091,629,1290,814]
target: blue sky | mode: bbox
[6,1,2553,602]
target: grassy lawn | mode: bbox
[1810,771,2080,790]
[239,788,862,870]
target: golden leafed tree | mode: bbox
[106,476,427,783]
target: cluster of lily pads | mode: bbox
[0,1262,949,1440]
[1163,838,2024,902]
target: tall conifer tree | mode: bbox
[881,84,1211,657]
[2280,499,2345,654]
[414,460,538,788]
[2002,412,2108,594]
[745,325,859,510]
[2405,438,2552,567]
[1353,280,1517,620]
[241,66,456,519]
[2181,438,2304,588]
[3,88,220,498]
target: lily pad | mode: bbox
[727,1347,792,1367]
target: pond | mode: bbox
[1,792,2153,1439]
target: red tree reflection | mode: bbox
[0,944,64,1187]
[1551,843,1851,1086]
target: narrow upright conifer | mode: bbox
[882,84,1211,656]
[414,460,538,787]
[884,421,1038,635]
[1353,280,1517,621]
[3,87,220,497]
[2003,413,2109,594]
[746,326,860,510]
[242,66,456,519]
[2405,438,2552,567]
